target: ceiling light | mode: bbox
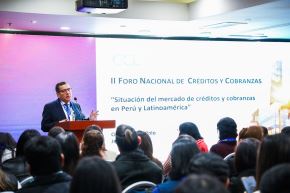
[60,26,71,31]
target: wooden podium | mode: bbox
[57,120,116,142]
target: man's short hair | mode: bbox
[24,136,62,176]
[55,81,67,92]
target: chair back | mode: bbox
[122,181,156,193]
[19,176,34,187]
[224,152,235,161]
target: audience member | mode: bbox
[259,163,290,193]
[0,168,18,192]
[188,152,230,187]
[256,133,290,188]
[229,138,260,193]
[80,130,105,158]
[48,126,65,138]
[137,130,163,169]
[179,122,208,152]
[163,134,195,177]
[260,126,268,137]
[152,139,200,193]
[55,132,80,176]
[238,126,263,141]
[112,124,162,189]
[2,129,40,181]
[83,124,103,135]
[17,136,71,193]
[210,117,238,158]
[0,132,16,164]
[70,156,121,193]
[281,126,290,136]
[227,126,262,178]
[175,174,230,193]
[81,125,117,161]
[3,118,288,193]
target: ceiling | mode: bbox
[0,0,289,40]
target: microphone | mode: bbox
[74,97,78,103]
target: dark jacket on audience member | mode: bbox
[112,148,162,189]
[16,171,71,193]
[210,141,236,158]
[2,156,30,182]
[229,168,255,193]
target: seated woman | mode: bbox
[70,156,121,193]
[256,133,290,189]
[228,138,260,193]
[188,153,230,188]
[226,125,264,178]
[136,130,163,169]
[0,132,16,164]
[259,163,290,193]
[238,126,263,141]
[2,129,40,182]
[0,168,18,192]
[178,122,208,153]
[80,129,105,159]
[163,122,208,177]
[55,131,80,176]
[210,117,238,158]
[163,134,196,177]
[112,124,162,189]
[81,125,117,161]
[152,138,200,193]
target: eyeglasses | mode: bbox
[58,88,72,93]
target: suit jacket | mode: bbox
[41,99,86,132]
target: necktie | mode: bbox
[63,103,71,120]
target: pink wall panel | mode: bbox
[0,34,96,139]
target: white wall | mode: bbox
[188,0,275,19]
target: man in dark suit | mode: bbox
[41,81,96,132]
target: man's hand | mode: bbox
[89,110,99,121]
[59,119,68,123]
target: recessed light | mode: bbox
[138,29,151,33]
[60,26,70,31]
